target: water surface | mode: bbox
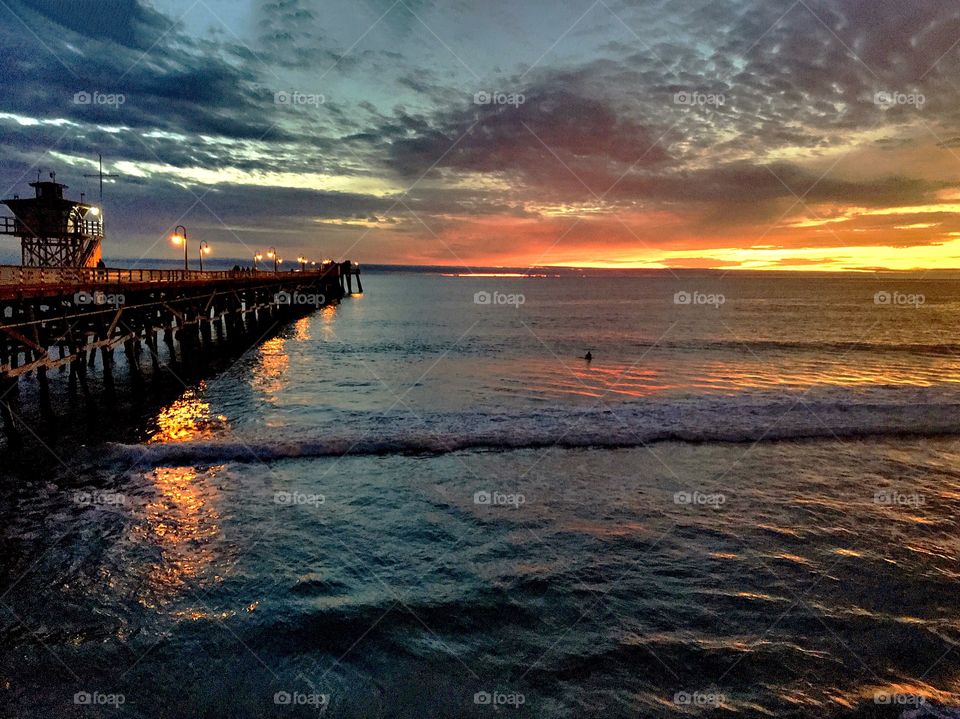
[2,271,959,718]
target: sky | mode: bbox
[1,0,960,270]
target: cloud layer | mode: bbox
[1,0,960,269]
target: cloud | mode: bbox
[18,0,174,50]
[2,0,960,268]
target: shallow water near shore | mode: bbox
[3,270,960,717]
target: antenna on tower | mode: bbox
[82,154,120,206]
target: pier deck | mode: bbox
[0,264,356,300]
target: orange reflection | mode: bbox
[317,304,338,339]
[845,679,960,709]
[135,465,223,606]
[251,336,289,395]
[442,272,557,277]
[292,315,311,341]
[149,385,228,443]
[508,355,960,401]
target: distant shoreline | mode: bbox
[22,259,960,279]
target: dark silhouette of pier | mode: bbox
[0,174,363,444]
[0,262,363,443]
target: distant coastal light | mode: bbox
[444,272,557,278]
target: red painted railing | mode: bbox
[0,262,341,288]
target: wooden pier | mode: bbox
[0,172,365,445]
[0,261,363,443]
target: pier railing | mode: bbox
[0,262,344,289]
[0,217,104,237]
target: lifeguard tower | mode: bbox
[0,173,103,267]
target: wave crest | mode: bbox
[110,389,960,465]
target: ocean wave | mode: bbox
[109,389,960,464]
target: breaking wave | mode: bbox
[109,387,960,465]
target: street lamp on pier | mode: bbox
[170,225,188,271]
[199,241,211,271]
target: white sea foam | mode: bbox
[108,387,960,465]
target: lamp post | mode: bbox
[170,225,188,271]
[297,256,307,271]
[254,253,263,271]
[266,246,278,273]
[199,241,211,271]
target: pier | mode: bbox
[0,175,363,444]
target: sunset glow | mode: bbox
[2,0,960,271]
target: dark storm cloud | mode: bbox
[0,0,297,141]
[19,0,173,49]
[383,82,671,183]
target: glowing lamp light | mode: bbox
[88,207,100,216]
[170,225,188,270]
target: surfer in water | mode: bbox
[584,351,593,362]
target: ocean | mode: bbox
[2,270,960,718]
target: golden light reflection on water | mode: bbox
[833,548,863,558]
[292,315,311,342]
[846,680,960,709]
[252,336,289,396]
[134,465,223,608]
[149,385,228,443]
[316,304,339,341]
